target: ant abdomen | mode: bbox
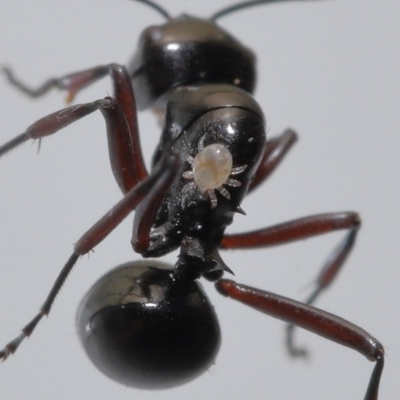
[76,260,221,389]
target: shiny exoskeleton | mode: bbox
[128,15,256,110]
[76,261,222,389]
[139,85,265,261]
[0,1,384,398]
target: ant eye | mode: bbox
[193,143,232,191]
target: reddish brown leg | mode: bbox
[131,165,177,254]
[99,64,147,191]
[0,152,180,361]
[216,279,384,400]
[1,64,146,192]
[221,212,361,356]
[248,128,298,193]
[0,100,105,156]
[2,65,110,102]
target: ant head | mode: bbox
[128,14,256,110]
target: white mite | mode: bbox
[182,141,247,208]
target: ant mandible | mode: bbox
[0,0,384,398]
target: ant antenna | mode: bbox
[211,0,321,21]
[130,0,171,20]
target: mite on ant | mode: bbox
[0,0,384,398]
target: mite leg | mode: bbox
[220,212,361,356]
[216,279,384,400]
[0,153,179,361]
[248,128,298,193]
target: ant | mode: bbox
[0,0,384,398]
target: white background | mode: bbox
[0,1,399,399]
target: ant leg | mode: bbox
[2,65,110,103]
[0,153,179,361]
[215,279,384,400]
[100,64,147,191]
[220,212,360,357]
[74,152,179,255]
[0,97,143,191]
[248,128,298,193]
[0,100,105,157]
[1,64,147,192]
[131,169,175,254]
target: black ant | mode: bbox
[0,0,384,398]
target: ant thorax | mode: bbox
[158,85,265,212]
